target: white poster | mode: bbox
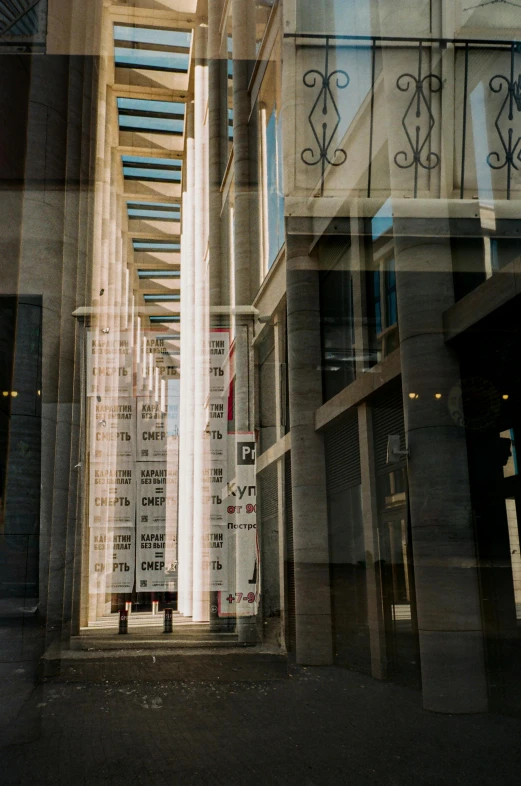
[209,330,230,392]
[88,464,135,527]
[136,395,180,462]
[137,465,178,527]
[86,330,132,397]
[207,524,228,590]
[89,527,135,594]
[136,525,177,592]
[90,399,134,460]
[138,331,180,394]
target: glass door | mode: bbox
[377,510,420,687]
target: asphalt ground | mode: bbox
[1,621,521,785]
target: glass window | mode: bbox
[258,48,284,274]
[319,239,356,402]
[366,217,399,363]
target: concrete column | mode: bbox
[286,231,333,665]
[55,54,89,645]
[394,228,488,713]
[17,56,70,632]
[232,0,259,643]
[178,102,196,617]
[192,23,210,622]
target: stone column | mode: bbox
[394,228,488,713]
[208,0,225,310]
[192,22,210,622]
[286,230,333,665]
[178,102,196,617]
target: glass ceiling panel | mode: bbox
[143,294,181,301]
[114,49,189,72]
[128,208,180,220]
[138,270,180,278]
[122,156,182,183]
[114,26,191,49]
[118,98,185,135]
[113,25,191,72]
[119,115,184,134]
[118,98,185,116]
[133,241,181,251]
[129,201,180,209]
[123,156,181,166]
[123,167,181,182]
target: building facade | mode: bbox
[1,0,521,716]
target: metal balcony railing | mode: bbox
[286,33,521,200]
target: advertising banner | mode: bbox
[136,525,177,592]
[86,330,132,397]
[218,435,258,616]
[88,527,135,594]
[90,399,134,461]
[88,464,135,527]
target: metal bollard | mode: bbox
[152,600,159,616]
[163,607,173,634]
[119,609,128,634]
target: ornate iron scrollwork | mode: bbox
[301,36,349,195]
[394,43,442,198]
[487,45,521,200]
[464,0,521,9]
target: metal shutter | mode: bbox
[325,410,361,493]
[258,462,278,520]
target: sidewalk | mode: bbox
[1,655,521,786]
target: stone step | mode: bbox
[70,633,238,651]
[40,644,288,683]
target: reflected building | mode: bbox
[1,0,521,716]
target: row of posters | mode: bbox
[87,327,259,616]
[88,525,178,594]
[87,330,180,596]
[85,330,180,398]
[88,463,178,528]
[90,396,179,462]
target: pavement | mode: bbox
[1,620,521,785]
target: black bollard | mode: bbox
[164,607,173,634]
[119,609,128,634]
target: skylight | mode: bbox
[114,25,191,73]
[138,270,180,278]
[143,294,181,302]
[149,315,181,323]
[117,98,185,136]
[128,202,181,221]
[122,156,182,182]
[133,240,181,252]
